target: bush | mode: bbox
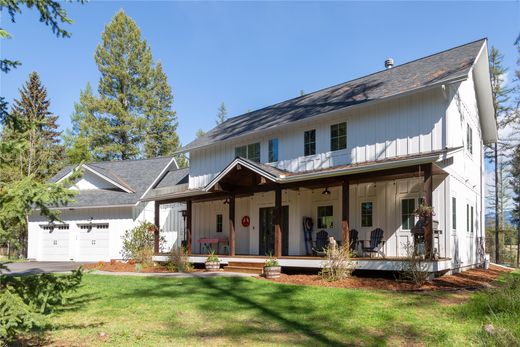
[397,241,430,286]
[167,246,193,273]
[121,222,164,266]
[320,245,354,281]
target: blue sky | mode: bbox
[1,1,519,147]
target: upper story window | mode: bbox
[268,138,279,162]
[235,142,260,162]
[452,197,457,231]
[466,124,473,155]
[304,129,316,156]
[361,202,373,227]
[330,122,347,151]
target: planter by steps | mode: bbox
[205,251,220,272]
[263,255,281,279]
[263,266,281,279]
[205,261,220,272]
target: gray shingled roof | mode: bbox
[49,157,174,208]
[155,168,189,189]
[181,39,486,152]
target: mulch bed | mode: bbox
[262,265,512,292]
[83,261,203,273]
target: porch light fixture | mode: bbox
[322,187,331,196]
[223,197,230,205]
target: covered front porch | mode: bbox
[151,151,452,268]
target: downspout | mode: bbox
[494,142,499,263]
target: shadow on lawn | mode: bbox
[118,276,409,346]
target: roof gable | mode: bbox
[182,39,487,153]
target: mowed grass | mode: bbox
[43,273,510,346]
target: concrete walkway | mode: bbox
[90,270,258,278]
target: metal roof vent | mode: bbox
[385,58,394,69]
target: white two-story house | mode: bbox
[147,38,495,274]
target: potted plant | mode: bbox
[263,255,281,279]
[413,203,435,222]
[205,250,220,272]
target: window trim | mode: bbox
[360,201,374,228]
[304,129,316,156]
[317,205,334,229]
[330,122,347,152]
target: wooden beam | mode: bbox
[154,200,160,254]
[274,186,282,258]
[341,178,350,252]
[229,194,236,256]
[422,163,433,259]
[186,200,192,254]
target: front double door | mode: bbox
[259,206,289,256]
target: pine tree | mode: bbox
[216,102,227,125]
[196,129,206,138]
[143,62,180,158]
[63,84,94,164]
[86,10,154,160]
[1,72,63,181]
[487,47,513,263]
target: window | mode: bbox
[466,124,473,154]
[53,240,58,246]
[317,206,333,229]
[216,214,223,233]
[401,199,415,230]
[304,130,316,156]
[235,142,260,162]
[452,197,457,230]
[96,223,109,229]
[330,122,347,151]
[91,240,96,245]
[466,204,470,232]
[471,206,474,233]
[268,138,279,162]
[361,202,373,227]
[41,224,69,230]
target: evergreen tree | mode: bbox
[1,72,63,182]
[216,102,227,125]
[86,10,154,160]
[196,129,206,138]
[143,62,180,158]
[63,84,94,164]
[487,47,512,263]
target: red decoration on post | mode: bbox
[241,216,250,227]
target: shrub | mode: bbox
[320,245,354,281]
[167,246,193,272]
[397,241,430,286]
[264,255,280,267]
[121,222,164,266]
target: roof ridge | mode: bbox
[86,156,174,166]
[210,38,486,129]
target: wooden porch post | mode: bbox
[154,201,160,254]
[186,200,192,254]
[274,186,283,258]
[423,163,433,259]
[342,178,350,252]
[229,194,236,256]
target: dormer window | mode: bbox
[304,130,316,156]
[235,142,260,162]
[331,122,347,151]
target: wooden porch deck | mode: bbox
[153,253,453,273]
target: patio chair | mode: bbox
[360,228,385,258]
[349,229,359,253]
[312,230,329,256]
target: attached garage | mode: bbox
[39,224,71,261]
[77,223,110,262]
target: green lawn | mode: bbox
[37,273,513,347]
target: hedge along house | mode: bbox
[148,39,496,275]
[27,157,188,262]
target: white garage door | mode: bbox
[40,225,70,261]
[77,224,110,261]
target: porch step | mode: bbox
[224,265,263,275]
[227,261,264,268]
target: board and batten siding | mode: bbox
[188,88,446,189]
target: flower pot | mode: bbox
[263,266,281,279]
[205,261,220,272]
